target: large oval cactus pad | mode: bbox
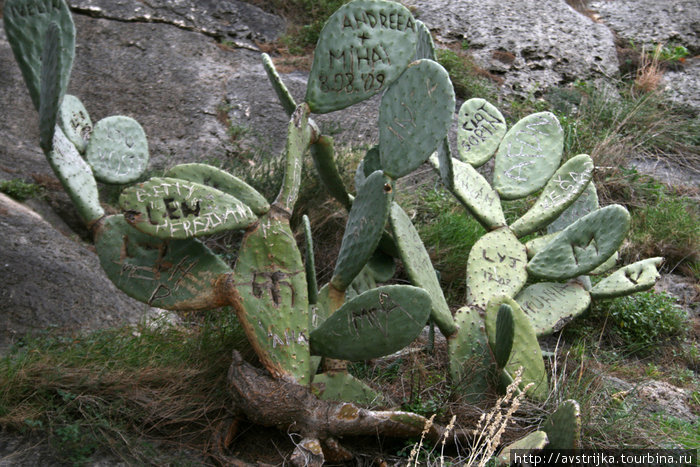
[94,215,232,310]
[447,306,491,403]
[466,227,528,309]
[510,154,594,238]
[230,214,311,385]
[515,281,591,336]
[390,202,457,336]
[590,257,663,299]
[527,205,630,280]
[493,112,563,200]
[120,177,257,239]
[331,170,393,291]
[165,163,270,216]
[305,0,418,113]
[379,59,455,179]
[58,94,92,154]
[86,116,149,184]
[309,285,431,361]
[4,0,75,111]
[457,98,507,167]
[451,157,506,229]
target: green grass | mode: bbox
[0,178,44,201]
[436,48,498,101]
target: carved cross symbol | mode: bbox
[357,32,370,44]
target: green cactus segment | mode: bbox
[312,284,334,330]
[165,163,269,216]
[331,170,392,291]
[58,94,92,154]
[548,181,599,234]
[274,104,312,212]
[309,285,430,361]
[466,227,528,309]
[542,399,581,449]
[47,126,104,223]
[4,0,75,111]
[484,296,547,400]
[589,251,618,275]
[311,135,351,209]
[311,372,381,405]
[379,59,455,179]
[428,139,455,190]
[262,52,297,116]
[355,145,381,189]
[85,116,149,184]
[348,264,378,299]
[525,232,558,259]
[527,205,630,280]
[492,304,514,369]
[38,21,61,154]
[390,202,457,336]
[302,215,319,305]
[305,0,418,113]
[232,215,311,385]
[457,98,507,167]
[448,306,491,403]
[119,177,256,239]
[367,249,395,282]
[94,215,231,310]
[497,431,549,466]
[451,156,506,229]
[591,257,663,299]
[414,20,436,60]
[510,154,594,238]
[515,281,591,336]
[493,112,563,200]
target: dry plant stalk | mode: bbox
[634,44,664,95]
[407,413,436,466]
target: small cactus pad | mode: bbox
[590,257,663,299]
[86,116,149,184]
[58,94,92,154]
[165,163,269,216]
[311,372,382,406]
[390,202,457,336]
[47,126,104,223]
[466,227,528,309]
[38,22,61,154]
[367,249,395,282]
[450,156,506,229]
[527,204,630,280]
[493,304,514,369]
[524,232,558,259]
[457,98,507,167]
[262,52,297,116]
[4,0,75,111]
[484,296,548,400]
[120,177,257,239]
[542,399,581,449]
[448,306,491,403]
[348,263,378,298]
[305,0,418,113]
[548,181,599,234]
[231,215,311,385]
[331,170,392,291]
[493,112,563,200]
[302,215,319,305]
[510,154,594,238]
[379,59,455,179]
[311,135,351,209]
[354,145,381,190]
[414,20,436,60]
[94,215,232,310]
[433,138,455,190]
[589,251,618,275]
[515,281,591,336]
[309,285,430,361]
[274,104,312,211]
[497,431,549,466]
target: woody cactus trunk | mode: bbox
[4,0,663,464]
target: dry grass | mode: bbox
[634,44,665,95]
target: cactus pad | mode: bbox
[524,232,558,259]
[38,21,61,154]
[548,180,599,234]
[311,372,382,406]
[120,177,257,239]
[305,0,418,113]
[497,431,549,466]
[492,304,514,369]
[4,0,75,111]
[466,227,528,309]
[448,306,491,403]
[527,204,630,280]
[331,170,392,291]
[414,20,436,60]
[311,135,351,209]
[510,154,594,238]
[165,163,270,216]
[367,249,395,282]
[493,112,563,200]
[590,257,663,299]
[58,94,92,154]
[390,202,457,336]
[515,281,591,336]
[542,399,581,449]
[450,156,506,229]
[309,285,430,361]
[94,215,231,310]
[86,116,149,184]
[379,59,455,179]
[457,98,507,167]
[355,145,381,189]
[262,52,297,116]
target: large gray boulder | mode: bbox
[403,0,619,95]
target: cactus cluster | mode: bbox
[5,0,663,464]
